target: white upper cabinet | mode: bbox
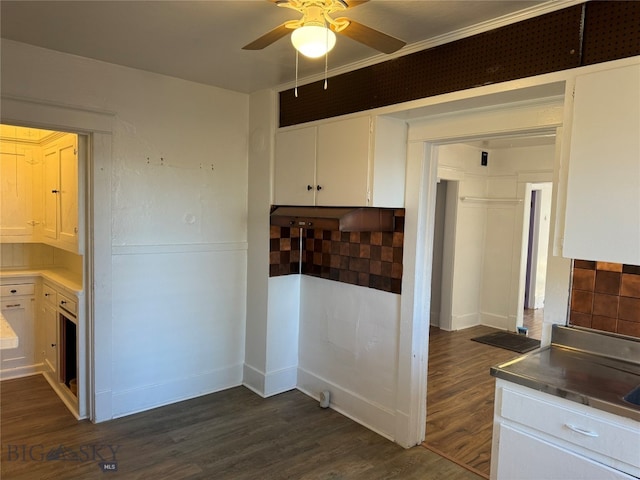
[0,144,34,237]
[274,125,317,206]
[43,144,60,240]
[563,62,640,264]
[42,133,80,253]
[58,137,79,246]
[316,116,371,206]
[274,115,407,207]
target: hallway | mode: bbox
[423,325,526,477]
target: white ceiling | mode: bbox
[0,0,574,94]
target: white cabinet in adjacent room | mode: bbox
[274,115,406,207]
[0,142,35,237]
[0,283,36,374]
[41,282,58,375]
[563,61,640,265]
[42,133,80,253]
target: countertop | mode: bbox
[491,325,640,422]
[0,312,18,350]
[0,267,83,295]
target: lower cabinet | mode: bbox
[40,281,80,414]
[494,423,633,480]
[0,283,36,375]
[491,380,639,480]
[41,283,58,375]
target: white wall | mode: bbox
[297,276,401,439]
[438,144,488,330]
[244,89,299,398]
[486,146,554,330]
[1,242,82,276]
[1,40,249,419]
[435,142,555,331]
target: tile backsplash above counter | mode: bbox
[570,260,640,338]
[269,209,404,294]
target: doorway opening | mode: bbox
[423,133,556,476]
[0,122,90,419]
[521,183,552,340]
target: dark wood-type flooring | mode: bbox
[1,374,482,480]
[523,308,543,340]
[424,323,533,478]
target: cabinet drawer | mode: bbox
[496,423,635,480]
[58,293,77,316]
[500,387,640,468]
[42,284,57,306]
[1,284,35,297]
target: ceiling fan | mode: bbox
[242,0,406,58]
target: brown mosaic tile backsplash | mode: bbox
[269,209,404,294]
[570,260,640,339]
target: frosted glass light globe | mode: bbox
[291,25,336,58]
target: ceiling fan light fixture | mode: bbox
[291,24,336,58]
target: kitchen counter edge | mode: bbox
[0,268,83,296]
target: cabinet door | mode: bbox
[0,149,33,236]
[563,63,640,264]
[494,423,633,480]
[42,302,58,375]
[1,298,35,370]
[58,135,78,246]
[274,127,316,205]
[42,144,59,240]
[317,116,370,206]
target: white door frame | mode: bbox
[395,95,565,447]
[1,94,114,422]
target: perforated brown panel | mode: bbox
[280,5,584,127]
[582,1,640,65]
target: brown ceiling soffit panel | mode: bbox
[270,206,395,232]
[279,4,584,127]
[582,1,640,66]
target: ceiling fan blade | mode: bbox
[344,0,370,8]
[335,18,405,54]
[242,23,292,50]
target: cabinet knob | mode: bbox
[51,343,57,347]
[51,189,59,193]
[44,293,50,297]
[10,289,17,293]
[316,185,322,191]
[307,185,313,191]
[60,300,67,305]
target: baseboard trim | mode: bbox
[296,367,395,442]
[242,363,265,396]
[481,312,510,330]
[243,363,297,398]
[0,363,43,381]
[111,364,242,419]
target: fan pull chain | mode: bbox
[324,22,329,90]
[295,50,299,98]
[324,49,328,90]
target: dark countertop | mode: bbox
[491,326,640,422]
